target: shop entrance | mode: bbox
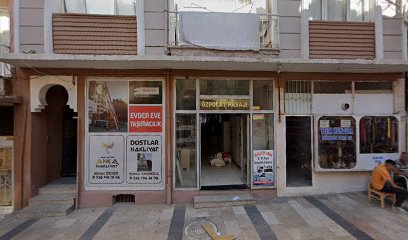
[45,85,77,181]
[286,116,313,187]
[200,114,249,189]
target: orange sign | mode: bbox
[129,106,162,132]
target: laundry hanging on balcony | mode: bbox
[178,12,260,51]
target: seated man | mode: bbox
[394,152,408,189]
[372,159,408,208]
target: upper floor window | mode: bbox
[0,0,10,47]
[309,0,375,22]
[174,0,270,14]
[53,0,136,15]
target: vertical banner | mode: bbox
[88,135,125,184]
[126,135,162,184]
[253,150,274,187]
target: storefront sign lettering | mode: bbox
[200,99,250,110]
[320,127,353,141]
[129,106,162,132]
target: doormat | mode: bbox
[200,185,248,190]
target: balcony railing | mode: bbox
[167,11,279,50]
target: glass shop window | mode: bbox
[200,80,249,96]
[175,114,197,188]
[176,80,196,110]
[318,116,356,169]
[355,82,393,94]
[360,116,398,154]
[0,146,12,207]
[314,81,352,94]
[252,114,274,150]
[0,107,13,136]
[53,0,136,15]
[253,81,274,110]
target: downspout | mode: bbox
[166,70,173,205]
[19,101,27,208]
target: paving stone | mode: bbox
[1,194,408,240]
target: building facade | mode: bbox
[1,0,408,212]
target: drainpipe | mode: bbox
[19,101,27,209]
[166,70,173,205]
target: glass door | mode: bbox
[241,114,250,186]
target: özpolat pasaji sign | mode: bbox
[200,99,250,110]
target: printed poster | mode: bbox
[88,81,128,132]
[129,106,162,132]
[126,135,162,184]
[253,150,274,187]
[88,135,124,184]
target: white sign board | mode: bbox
[126,135,162,184]
[88,135,125,184]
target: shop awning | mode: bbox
[1,53,408,73]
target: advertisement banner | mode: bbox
[129,106,162,132]
[126,135,162,184]
[88,135,124,184]
[253,150,274,186]
[129,81,162,104]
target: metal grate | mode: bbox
[113,194,135,204]
[285,81,312,114]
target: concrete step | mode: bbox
[38,184,76,195]
[17,204,74,218]
[29,194,75,206]
[194,194,256,208]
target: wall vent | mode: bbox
[113,194,135,204]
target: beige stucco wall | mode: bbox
[144,0,167,55]
[277,0,302,58]
[19,0,45,53]
[383,17,404,60]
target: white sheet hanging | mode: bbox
[179,11,260,51]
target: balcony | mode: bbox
[52,13,137,55]
[167,11,279,56]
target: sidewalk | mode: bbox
[0,192,407,240]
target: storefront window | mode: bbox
[175,114,197,188]
[314,81,352,94]
[360,116,398,154]
[200,80,249,96]
[253,81,273,110]
[252,114,274,150]
[318,116,356,169]
[0,145,12,207]
[176,80,196,110]
[355,82,393,93]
